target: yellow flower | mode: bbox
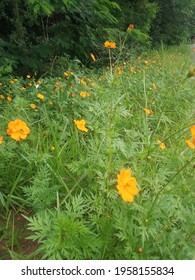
[104,41,116,49]
[74,119,88,132]
[144,108,153,115]
[80,91,90,97]
[0,95,4,99]
[64,71,69,77]
[26,75,31,79]
[143,60,149,66]
[157,140,166,150]
[7,119,30,141]
[116,169,138,202]
[7,96,12,102]
[50,146,55,151]
[37,93,44,100]
[30,104,36,109]
[79,78,87,85]
[0,136,3,144]
[90,53,96,62]
[152,83,157,90]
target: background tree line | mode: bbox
[0,0,195,76]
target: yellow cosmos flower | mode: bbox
[79,78,87,85]
[90,53,96,62]
[144,108,153,115]
[104,41,116,49]
[7,119,30,141]
[80,91,90,97]
[74,119,88,132]
[7,96,12,102]
[0,136,3,144]
[152,83,157,90]
[37,93,44,100]
[185,125,195,149]
[143,60,149,66]
[26,75,31,79]
[30,104,36,109]
[157,140,166,150]
[116,169,138,202]
[127,23,134,31]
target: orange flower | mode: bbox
[116,169,138,202]
[191,125,195,142]
[104,41,116,49]
[90,53,96,62]
[7,119,30,141]
[185,125,195,149]
[0,136,3,144]
[128,23,134,31]
[185,139,195,150]
[74,119,88,132]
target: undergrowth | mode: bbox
[0,43,195,260]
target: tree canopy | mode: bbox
[0,0,195,75]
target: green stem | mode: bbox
[108,49,112,76]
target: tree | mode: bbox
[150,0,195,44]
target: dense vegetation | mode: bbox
[0,0,195,76]
[0,0,195,260]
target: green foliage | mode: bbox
[151,0,195,45]
[24,196,101,259]
[0,40,195,259]
[2,0,195,75]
